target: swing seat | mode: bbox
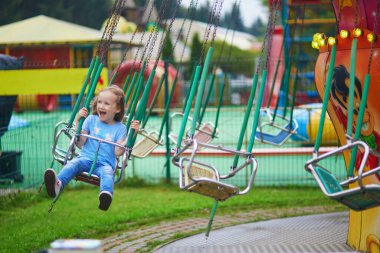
[75,172,100,186]
[68,133,128,186]
[306,140,380,211]
[184,164,239,201]
[310,166,380,211]
[132,131,163,158]
[169,122,217,148]
[193,122,218,144]
[174,139,258,201]
[255,109,298,145]
[52,121,77,164]
[168,133,187,147]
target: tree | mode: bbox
[211,40,257,77]
[0,0,112,29]
[185,32,202,79]
[162,32,174,62]
[248,18,266,37]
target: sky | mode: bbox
[181,0,269,27]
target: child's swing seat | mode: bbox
[56,133,128,187]
[131,129,163,158]
[173,139,257,201]
[255,108,298,146]
[305,140,380,211]
[52,121,78,164]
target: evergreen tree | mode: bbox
[185,32,202,79]
[0,0,112,29]
[248,18,266,37]
[162,32,174,62]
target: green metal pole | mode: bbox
[205,200,218,238]
[164,60,171,182]
[347,38,358,138]
[247,70,267,153]
[127,69,156,148]
[177,66,201,149]
[348,74,370,177]
[190,47,214,135]
[76,62,104,135]
[314,45,336,153]
[68,57,98,127]
[232,73,259,168]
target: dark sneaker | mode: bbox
[99,191,113,211]
[44,169,60,198]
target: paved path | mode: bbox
[102,205,345,253]
[156,212,357,253]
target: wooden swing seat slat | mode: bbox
[132,132,161,158]
[183,164,239,201]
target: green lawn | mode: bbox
[0,182,345,253]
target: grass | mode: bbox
[0,181,345,253]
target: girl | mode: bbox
[44,85,139,211]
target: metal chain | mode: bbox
[216,0,239,66]
[98,0,126,65]
[168,0,198,63]
[145,0,172,64]
[210,0,224,47]
[115,0,152,74]
[132,0,156,69]
[154,0,183,67]
[199,0,220,65]
[354,0,358,28]
[256,0,276,74]
[368,0,380,73]
[256,0,279,73]
[264,0,280,70]
[335,0,344,35]
[174,0,200,80]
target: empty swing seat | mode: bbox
[306,140,380,211]
[255,108,298,145]
[174,139,257,202]
[255,118,298,145]
[311,166,380,211]
[183,163,239,201]
[132,131,163,158]
[193,122,218,144]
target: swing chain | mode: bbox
[199,0,220,64]
[211,0,224,47]
[145,0,172,65]
[264,0,280,71]
[131,0,156,70]
[368,0,380,74]
[256,0,279,74]
[154,0,183,67]
[98,0,126,65]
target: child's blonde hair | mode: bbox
[92,85,125,122]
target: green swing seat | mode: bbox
[305,140,380,211]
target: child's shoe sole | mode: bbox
[44,169,59,198]
[99,191,112,211]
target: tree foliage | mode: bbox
[162,32,174,62]
[0,0,113,29]
[211,40,257,77]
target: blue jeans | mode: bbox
[58,158,115,195]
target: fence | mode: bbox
[0,89,345,194]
